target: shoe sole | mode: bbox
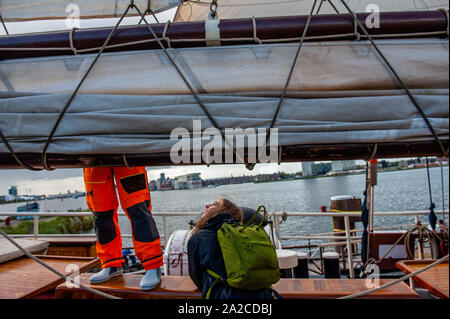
[140,278,161,291]
[89,270,123,284]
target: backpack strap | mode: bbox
[244,205,268,227]
[206,269,225,299]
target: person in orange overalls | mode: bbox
[84,166,163,290]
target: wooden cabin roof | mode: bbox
[0,255,99,299]
[0,238,48,264]
[396,259,449,299]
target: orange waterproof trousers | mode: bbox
[83,167,163,270]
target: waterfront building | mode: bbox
[301,162,313,177]
[302,162,332,177]
[8,186,18,197]
[331,160,356,172]
[156,173,173,191]
[174,173,202,190]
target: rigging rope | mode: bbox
[339,0,448,159]
[265,0,318,146]
[0,13,8,35]
[133,3,253,169]
[426,157,438,230]
[0,228,121,299]
[359,161,370,274]
[327,0,340,14]
[362,220,445,275]
[40,3,135,171]
[0,131,41,171]
[340,254,449,299]
[0,2,448,168]
[0,3,136,171]
[316,0,339,15]
[138,0,160,24]
[440,158,447,226]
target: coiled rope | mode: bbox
[362,220,446,273]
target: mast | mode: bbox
[368,159,377,233]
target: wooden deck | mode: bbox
[396,259,449,299]
[55,274,420,299]
[0,255,99,299]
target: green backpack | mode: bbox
[206,205,280,298]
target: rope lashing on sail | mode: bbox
[0,3,448,169]
[0,0,265,170]
[0,228,121,299]
[339,0,448,159]
[265,0,318,148]
[315,0,324,15]
[69,27,79,55]
[123,154,133,169]
[252,16,263,44]
[138,0,160,24]
[340,254,449,299]
[0,13,8,35]
[0,14,448,54]
[133,3,254,169]
[162,20,172,48]
[316,0,340,15]
[40,3,137,171]
[353,15,361,41]
[0,3,139,171]
[327,0,340,14]
[0,131,41,171]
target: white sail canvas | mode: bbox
[0,39,448,155]
[174,0,450,22]
[0,0,182,22]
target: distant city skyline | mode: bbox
[0,162,305,196]
[1,158,429,196]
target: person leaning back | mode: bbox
[187,198,281,299]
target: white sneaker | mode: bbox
[140,267,161,291]
[89,267,123,284]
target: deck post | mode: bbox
[274,213,282,247]
[33,215,39,239]
[163,215,167,249]
[344,215,355,278]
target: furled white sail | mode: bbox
[0,39,448,155]
[0,0,182,22]
[174,0,450,22]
